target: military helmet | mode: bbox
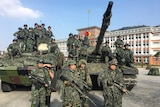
[24,24,28,27]
[29,27,33,30]
[117,35,122,38]
[34,23,38,25]
[105,40,109,44]
[18,27,22,30]
[42,23,45,26]
[13,39,17,42]
[67,60,76,66]
[109,58,118,66]
[124,43,130,47]
[78,59,87,66]
[69,33,73,36]
[37,59,45,64]
[48,26,51,28]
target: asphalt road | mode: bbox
[0,68,160,107]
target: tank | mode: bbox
[79,1,138,90]
[0,39,64,92]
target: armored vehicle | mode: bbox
[0,38,64,92]
[78,1,138,90]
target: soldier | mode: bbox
[123,43,134,67]
[67,33,74,52]
[23,24,29,51]
[82,33,90,48]
[77,59,92,107]
[41,23,47,37]
[59,60,82,107]
[114,35,124,48]
[30,59,54,107]
[13,27,25,52]
[46,26,54,41]
[97,59,127,107]
[7,39,21,58]
[26,27,36,52]
[73,34,81,51]
[101,41,113,64]
[48,38,59,55]
[68,43,79,62]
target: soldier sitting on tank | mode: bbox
[67,33,74,52]
[114,35,124,48]
[123,43,134,67]
[7,39,22,58]
[48,38,60,56]
[101,41,113,64]
[68,43,79,62]
[73,34,82,51]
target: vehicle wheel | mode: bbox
[1,81,12,92]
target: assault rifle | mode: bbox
[113,81,132,94]
[60,75,97,106]
[29,74,50,88]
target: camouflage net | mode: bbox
[148,68,160,76]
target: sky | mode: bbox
[0,0,160,50]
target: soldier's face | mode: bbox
[80,64,86,69]
[70,64,76,70]
[110,64,116,70]
[37,63,44,68]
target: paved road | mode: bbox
[0,68,160,107]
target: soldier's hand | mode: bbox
[122,88,127,93]
[45,84,48,87]
[64,81,71,86]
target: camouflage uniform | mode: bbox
[67,33,74,52]
[13,27,25,52]
[73,35,81,50]
[31,59,51,107]
[23,24,29,51]
[82,36,90,48]
[7,39,21,58]
[97,59,125,107]
[123,44,134,67]
[68,44,79,62]
[77,59,92,107]
[101,41,113,64]
[114,36,124,48]
[26,27,36,52]
[48,39,59,55]
[60,60,81,107]
[46,26,54,42]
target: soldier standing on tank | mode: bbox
[41,23,47,37]
[26,27,36,52]
[35,25,44,45]
[77,59,92,107]
[123,43,134,67]
[60,60,82,107]
[30,59,54,107]
[82,33,90,48]
[23,24,29,51]
[73,34,81,51]
[67,33,74,52]
[97,59,127,107]
[13,27,25,52]
[101,41,113,64]
[7,39,22,58]
[46,26,54,42]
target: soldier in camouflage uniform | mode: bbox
[41,23,47,37]
[67,33,74,52]
[73,35,81,51]
[26,27,36,52]
[97,59,127,107]
[77,59,92,107]
[23,24,29,51]
[101,41,113,64]
[114,35,124,48]
[123,44,134,67]
[48,38,59,55]
[82,35,90,48]
[13,27,26,52]
[31,59,54,107]
[68,43,79,62]
[46,26,54,42]
[7,39,21,58]
[60,60,82,107]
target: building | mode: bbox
[77,25,160,65]
[56,38,68,57]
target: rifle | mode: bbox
[113,81,132,94]
[60,75,97,106]
[29,74,49,88]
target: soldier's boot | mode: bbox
[46,96,51,107]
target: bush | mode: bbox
[148,68,160,76]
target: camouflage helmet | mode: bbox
[109,58,118,66]
[78,59,87,66]
[18,27,22,30]
[13,39,17,42]
[69,33,73,36]
[124,43,130,47]
[67,60,76,66]
[29,27,33,30]
[48,26,51,28]
[37,59,45,64]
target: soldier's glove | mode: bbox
[64,81,71,86]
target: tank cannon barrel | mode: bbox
[93,1,113,55]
